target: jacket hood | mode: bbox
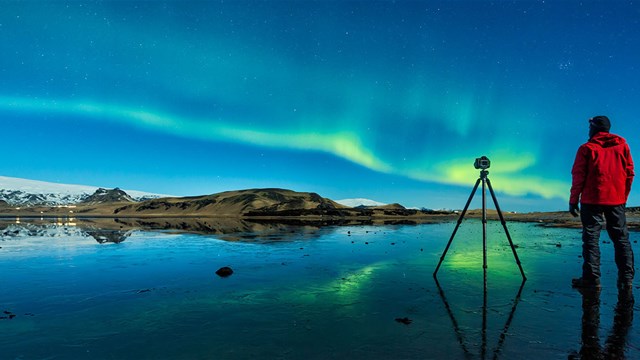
[589,132,626,148]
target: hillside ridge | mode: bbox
[112,188,347,216]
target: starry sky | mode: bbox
[1,1,639,211]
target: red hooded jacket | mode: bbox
[570,132,634,205]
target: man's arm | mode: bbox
[625,143,634,201]
[570,145,588,206]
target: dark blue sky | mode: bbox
[1,1,639,211]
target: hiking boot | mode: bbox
[572,277,601,289]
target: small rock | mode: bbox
[395,317,412,325]
[1,310,15,320]
[215,266,234,278]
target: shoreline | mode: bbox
[3,207,640,231]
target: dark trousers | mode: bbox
[580,204,635,282]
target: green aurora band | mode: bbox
[0,96,568,199]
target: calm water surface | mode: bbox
[1,219,638,359]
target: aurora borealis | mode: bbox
[2,1,640,211]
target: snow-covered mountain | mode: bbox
[0,176,167,206]
[336,198,387,208]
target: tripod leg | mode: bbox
[482,265,487,360]
[434,177,482,278]
[486,178,527,281]
[482,177,488,274]
[434,277,472,355]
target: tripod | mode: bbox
[433,167,526,281]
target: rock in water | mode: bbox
[215,266,234,278]
[395,317,412,325]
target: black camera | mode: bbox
[474,156,490,170]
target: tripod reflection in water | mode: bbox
[569,289,634,359]
[435,276,526,359]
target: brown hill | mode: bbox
[81,188,135,204]
[113,188,346,217]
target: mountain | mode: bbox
[81,188,135,204]
[336,198,387,208]
[0,185,451,220]
[0,176,166,206]
[0,177,424,219]
[113,188,347,216]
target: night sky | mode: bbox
[1,1,639,211]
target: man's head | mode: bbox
[589,116,611,138]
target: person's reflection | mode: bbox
[572,288,634,359]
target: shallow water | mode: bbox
[0,219,638,359]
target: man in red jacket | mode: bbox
[570,116,635,290]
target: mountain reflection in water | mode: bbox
[0,217,348,243]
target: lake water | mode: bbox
[1,219,638,359]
